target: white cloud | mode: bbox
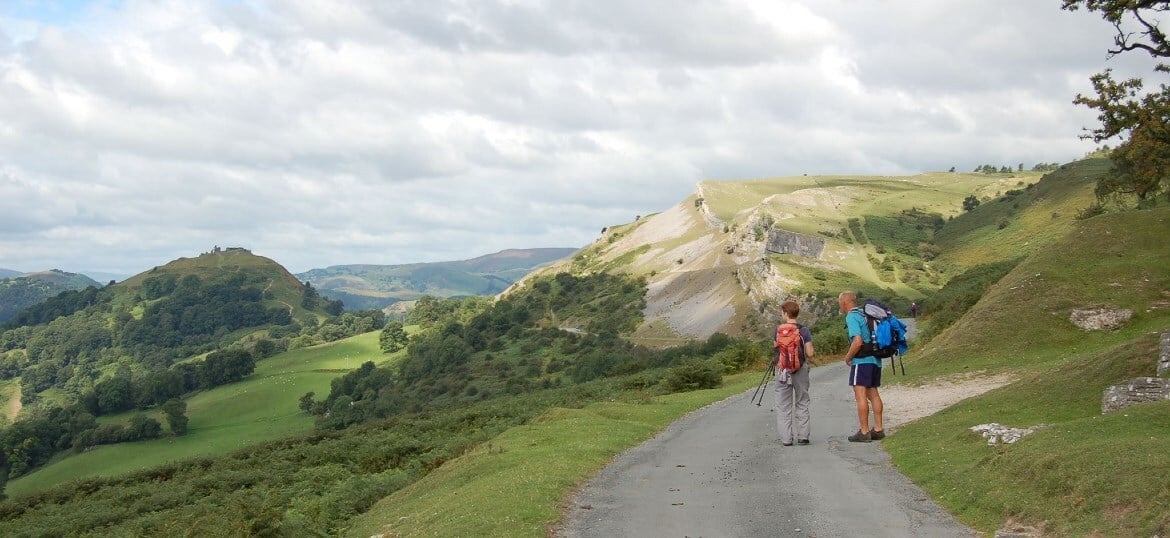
[0,0,1140,275]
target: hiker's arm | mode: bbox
[804,341,815,364]
[843,335,862,365]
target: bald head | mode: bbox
[838,290,857,312]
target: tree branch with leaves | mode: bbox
[1064,0,1170,202]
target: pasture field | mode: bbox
[7,331,400,497]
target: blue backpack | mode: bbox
[857,299,908,371]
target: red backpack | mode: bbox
[774,323,805,372]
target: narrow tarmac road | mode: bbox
[559,359,974,538]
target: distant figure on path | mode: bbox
[910,302,919,318]
[839,291,884,442]
[773,300,815,446]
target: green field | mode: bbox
[7,331,401,497]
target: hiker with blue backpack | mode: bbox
[836,291,898,442]
[837,291,910,442]
[772,300,815,446]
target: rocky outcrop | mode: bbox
[1069,307,1133,331]
[693,183,724,231]
[765,229,825,259]
[1102,377,1170,413]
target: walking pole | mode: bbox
[897,353,906,375]
[750,364,773,405]
[755,366,774,407]
[750,354,777,406]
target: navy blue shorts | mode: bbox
[849,363,882,388]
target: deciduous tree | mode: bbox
[1063,0,1170,202]
[379,321,408,353]
[160,398,188,435]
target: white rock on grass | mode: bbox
[1069,308,1133,331]
[970,423,1045,445]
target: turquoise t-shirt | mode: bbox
[846,308,880,366]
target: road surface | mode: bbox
[559,358,974,538]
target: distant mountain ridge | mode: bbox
[0,269,102,324]
[296,248,577,310]
[0,268,20,279]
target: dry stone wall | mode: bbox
[1101,330,1170,413]
[1102,377,1170,413]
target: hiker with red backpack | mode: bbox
[773,300,815,446]
[839,290,886,443]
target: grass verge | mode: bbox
[344,373,756,537]
[887,336,1169,536]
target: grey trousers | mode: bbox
[774,366,811,443]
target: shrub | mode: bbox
[810,314,848,355]
[660,360,723,393]
[712,341,763,373]
[1076,203,1106,220]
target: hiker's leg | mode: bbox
[793,367,811,441]
[867,387,884,432]
[852,385,870,433]
[868,365,883,431]
[775,378,794,444]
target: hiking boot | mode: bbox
[796,439,810,445]
[870,430,886,441]
[848,430,871,443]
[781,440,794,446]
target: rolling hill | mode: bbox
[2,156,1167,536]
[0,248,339,415]
[531,166,1068,343]
[295,247,577,310]
[0,269,102,324]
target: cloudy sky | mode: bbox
[0,0,1153,277]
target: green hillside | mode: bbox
[296,248,576,310]
[2,159,1166,536]
[0,262,764,535]
[541,168,1048,343]
[5,330,400,497]
[0,270,102,324]
[1,248,332,407]
[117,247,326,325]
[932,158,1105,272]
[888,206,1170,536]
[0,248,373,483]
